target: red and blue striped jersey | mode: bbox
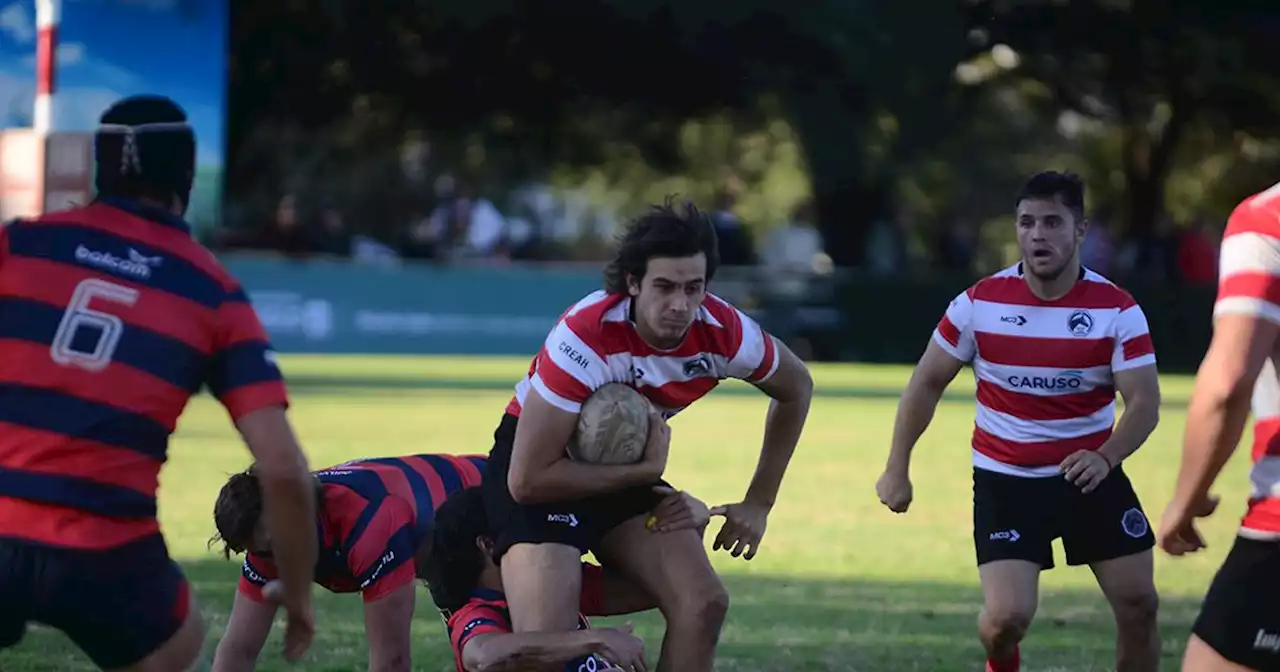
[0,198,288,550]
[447,563,607,672]
[240,453,487,602]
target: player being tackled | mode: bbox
[483,199,814,671]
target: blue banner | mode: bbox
[225,258,601,355]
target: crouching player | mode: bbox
[211,453,486,672]
[426,485,718,672]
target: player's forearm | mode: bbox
[510,458,658,504]
[463,631,603,671]
[212,643,260,672]
[259,469,318,601]
[1097,396,1160,465]
[744,395,810,507]
[1171,384,1252,507]
[886,378,946,472]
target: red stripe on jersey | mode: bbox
[451,455,484,487]
[1225,201,1280,239]
[975,380,1114,422]
[747,330,777,382]
[0,421,159,494]
[972,426,1113,468]
[219,300,273,347]
[219,381,289,421]
[1242,497,1280,535]
[1252,418,1280,462]
[403,456,449,512]
[0,340,188,428]
[973,275,1137,310]
[937,315,961,346]
[975,332,1113,369]
[0,257,218,353]
[1217,272,1280,305]
[534,348,593,403]
[644,376,719,409]
[579,562,606,616]
[1121,334,1155,361]
[0,496,158,548]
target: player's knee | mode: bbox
[670,577,730,631]
[1111,587,1159,628]
[979,606,1033,645]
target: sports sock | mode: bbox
[986,645,1020,672]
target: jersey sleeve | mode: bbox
[578,561,607,616]
[1111,301,1157,371]
[237,554,279,603]
[932,288,977,362]
[448,600,511,663]
[725,308,779,384]
[529,317,612,413]
[346,497,418,603]
[207,284,290,420]
[1215,215,1280,326]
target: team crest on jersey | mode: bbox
[683,355,713,378]
[1067,310,1094,337]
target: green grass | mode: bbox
[0,356,1248,671]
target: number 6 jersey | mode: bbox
[0,198,288,550]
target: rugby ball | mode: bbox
[569,383,650,464]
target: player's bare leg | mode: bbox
[499,542,585,632]
[112,593,206,672]
[1091,550,1160,672]
[977,560,1040,671]
[1183,635,1259,672]
[598,514,728,672]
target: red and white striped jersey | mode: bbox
[933,263,1157,477]
[1215,182,1280,539]
[504,290,779,418]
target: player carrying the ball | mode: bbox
[877,172,1163,672]
[483,199,814,671]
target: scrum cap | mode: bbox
[94,95,196,210]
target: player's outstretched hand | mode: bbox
[1157,493,1220,557]
[1058,450,1111,493]
[709,501,769,560]
[263,580,316,662]
[640,412,671,480]
[594,623,648,672]
[646,485,716,533]
[875,468,913,513]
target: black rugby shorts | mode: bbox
[1192,536,1280,671]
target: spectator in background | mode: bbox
[1177,218,1218,285]
[315,205,352,257]
[761,201,824,348]
[711,189,756,266]
[936,217,977,274]
[865,212,909,277]
[263,194,316,258]
[1080,212,1115,275]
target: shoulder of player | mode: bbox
[448,597,511,631]
[558,290,625,333]
[1224,187,1280,241]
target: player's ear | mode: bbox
[476,535,494,554]
[627,273,641,297]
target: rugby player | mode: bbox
[0,95,318,671]
[485,200,814,670]
[1159,182,1280,672]
[876,171,1162,672]
[211,453,485,672]
[427,485,717,672]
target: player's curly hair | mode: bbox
[602,196,720,295]
[421,487,490,615]
[1016,170,1086,222]
[209,466,324,559]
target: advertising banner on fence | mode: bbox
[224,258,602,355]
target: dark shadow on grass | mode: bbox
[0,558,1203,672]
[282,375,1194,409]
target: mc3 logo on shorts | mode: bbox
[1121,508,1148,539]
[1006,370,1084,391]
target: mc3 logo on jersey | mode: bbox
[1007,370,1084,390]
[1000,315,1027,326]
[1067,310,1094,337]
[547,513,580,527]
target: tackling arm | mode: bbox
[460,630,609,672]
[211,592,278,672]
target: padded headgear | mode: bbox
[94,95,196,210]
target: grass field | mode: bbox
[0,355,1253,671]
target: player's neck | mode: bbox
[477,566,503,593]
[1023,258,1081,301]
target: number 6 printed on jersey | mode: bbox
[50,278,139,372]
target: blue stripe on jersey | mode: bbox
[0,466,156,517]
[317,469,390,557]
[0,297,207,393]
[420,455,466,497]
[466,456,487,474]
[206,340,282,398]
[5,222,224,308]
[0,383,168,460]
[363,458,437,540]
[354,522,416,589]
